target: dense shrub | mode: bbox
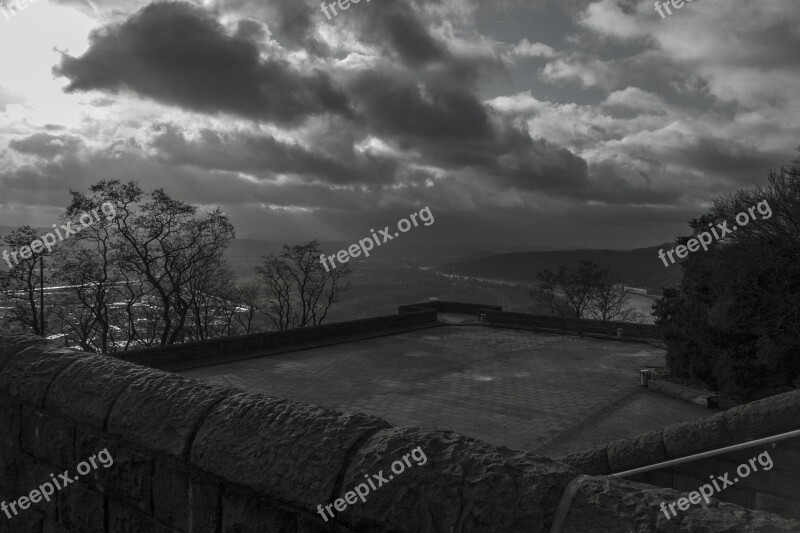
[653,153,800,401]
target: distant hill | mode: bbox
[438,244,682,291]
[0,225,52,237]
[224,239,553,264]
[224,239,301,261]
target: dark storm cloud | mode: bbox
[492,130,589,192]
[220,0,328,55]
[46,0,588,198]
[9,133,84,158]
[362,2,451,69]
[53,1,350,124]
[348,71,589,192]
[678,138,780,186]
[342,0,499,82]
[587,161,685,205]
[149,125,399,185]
[261,0,328,55]
[351,73,492,140]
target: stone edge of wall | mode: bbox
[484,310,662,339]
[2,333,798,533]
[115,309,438,369]
[563,388,800,476]
[398,301,502,316]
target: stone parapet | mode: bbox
[563,389,800,520]
[0,333,797,532]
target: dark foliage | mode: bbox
[653,151,800,400]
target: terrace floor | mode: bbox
[181,324,711,460]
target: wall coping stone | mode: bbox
[2,333,799,532]
[564,389,800,476]
[116,309,438,370]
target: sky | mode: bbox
[0,0,797,249]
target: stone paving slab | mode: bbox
[181,325,710,456]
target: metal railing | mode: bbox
[549,427,800,533]
[611,427,800,478]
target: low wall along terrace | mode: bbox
[116,303,657,374]
[2,334,799,532]
[117,309,439,371]
[397,300,502,316]
[563,389,800,521]
[484,310,663,340]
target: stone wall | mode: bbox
[2,333,799,532]
[398,301,502,316]
[484,310,662,339]
[116,309,438,370]
[563,389,800,520]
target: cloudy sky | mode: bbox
[0,0,797,248]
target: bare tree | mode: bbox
[531,259,643,322]
[531,260,604,319]
[187,258,237,340]
[587,274,644,322]
[56,180,236,348]
[233,281,263,335]
[2,181,243,350]
[257,240,350,330]
[116,269,156,350]
[89,181,236,345]
[0,227,50,336]
[53,193,121,352]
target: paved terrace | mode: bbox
[181,324,710,458]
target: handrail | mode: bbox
[611,427,800,478]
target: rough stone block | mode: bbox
[190,393,390,510]
[561,446,609,475]
[45,355,155,429]
[77,430,152,513]
[336,426,578,533]
[733,466,800,500]
[670,457,719,479]
[20,407,75,470]
[0,348,85,407]
[770,442,800,471]
[108,500,178,533]
[672,472,707,493]
[717,485,755,509]
[720,446,773,465]
[754,492,800,520]
[8,454,60,519]
[58,480,106,532]
[153,462,219,532]
[0,396,20,497]
[41,515,61,533]
[779,435,800,452]
[0,335,58,372]
[0,507,47,533]
[662,411,731,458]
[724,390,800,441]
[108,372,232,458]
[606,430,667,474]
[0,393,21,450]
[561,476,800,532]
[0,487,15,533]
[627,469,672,489]
[0,446,17,493]
[295,512,355,533]
[713,452,788,493]
[220,486,299,533]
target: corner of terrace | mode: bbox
[159,301,702,456]
[2,301,799,532]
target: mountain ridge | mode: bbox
[438,244,682,291]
